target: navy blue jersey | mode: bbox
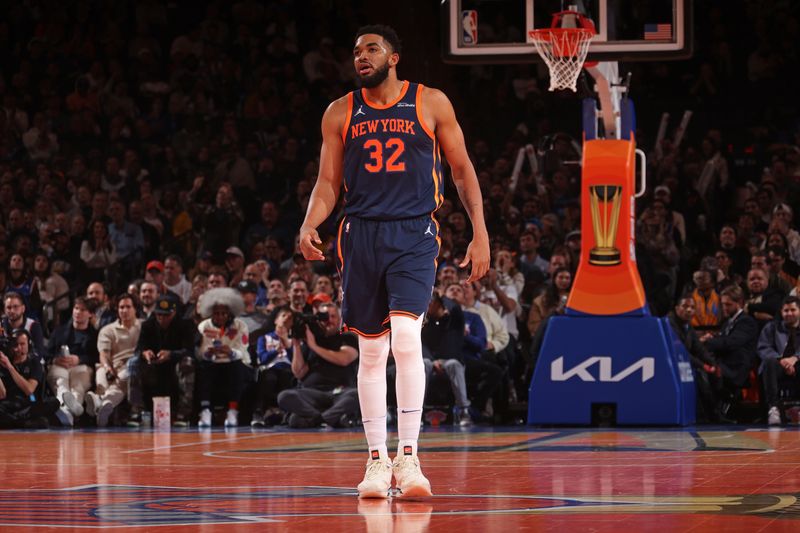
[342,81,443,220]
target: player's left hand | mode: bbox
[460,236,490,282]
[299,226,325,261]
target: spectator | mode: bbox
[80,218,117,284]
[444,282,503,421]
[252,306,295,427]
[46,297,99,426]
[22,112,59,162]
[107,199,145,289]
[528,267,572,337]
[752,251,792,295]
[207,270,228,289]
[637,207,680,314]
[265,278,289,314]
[32,251,70,328]
[653,185,687,245]
[766,246,799,291]
[770,203,800,263]
[86,282,116,330]
[480,251,522,362]
[138,281,159,318]
[744,267,785,327]
[188,250,214,281]
[85,294,141,427]
[144,260,168,293]
[243,261,269,308]
[128,294,196,428]
[517,229,549,281]
[713,249,740,290]
[461,279,509,356]
[667,294,719,422]
[312,274,336,303]
[243,200,293,252]
[758,296,800,426]
[277,301,359,428]
[163,255,192,304]
[421,293,471,426]
[2,292,46,357]
[700,285,759,417]
[188,180,244,261]
[128,198,162,262]
[224,246,246,286]
[236,279,268,335]
[196,287,251,428]
[690,269,722,333]
[5,253,42,319]
[718,225,750,278]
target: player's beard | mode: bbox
[357,61,390,89]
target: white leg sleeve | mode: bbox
[391,314,426,456]
[357,333,390,458]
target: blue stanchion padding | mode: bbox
[528,315,696,425]
[582,98,597,140]
[620,98,636,140]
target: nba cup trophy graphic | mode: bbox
[527,7,695,425]
[588,185,622,266]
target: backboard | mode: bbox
[441,0,692,63]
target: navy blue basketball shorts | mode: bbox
[336,214,440,337]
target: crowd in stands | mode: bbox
[2,1,800,428]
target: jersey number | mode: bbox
[364,138,406,173]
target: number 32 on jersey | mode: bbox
[363,138,406,173]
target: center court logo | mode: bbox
[0,485,798,526]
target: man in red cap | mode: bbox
[145,260,165,287]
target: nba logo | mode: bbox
[462,10,478,45]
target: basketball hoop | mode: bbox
[529,10,596,92]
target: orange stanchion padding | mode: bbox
[567,138,648,316]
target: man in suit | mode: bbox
[701,284,759,418]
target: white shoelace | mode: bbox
[394,457,423,481]
[364,460,391,480]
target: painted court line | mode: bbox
[121,433,269,454]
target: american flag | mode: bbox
[644,23,672,40]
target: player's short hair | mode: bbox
[356,24,402,55]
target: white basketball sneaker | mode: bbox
[392,453,432,498]
[357,450,393,499]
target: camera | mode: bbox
[0,336,14,357]
[0,327,16,357]
[289,311,329,340]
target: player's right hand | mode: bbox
[299,226,325,261]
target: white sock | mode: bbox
[357,333,390,460]
[397,439,418,458]
[391,314,426,454]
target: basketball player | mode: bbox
[299,25,489,498]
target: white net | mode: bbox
[530,28,594,92]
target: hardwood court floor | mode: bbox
[1,425,800,531]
